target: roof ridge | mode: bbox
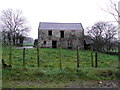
[40,22,81,24]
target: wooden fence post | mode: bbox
[118,45,120,86]
[9,44,12,66]
[91,45,94,67]
[77,46,80,68]
[118,46,120,68]
[58,45,62,69]
[23,48,25,66]
[37,45,40,67]
[95,51,98,68]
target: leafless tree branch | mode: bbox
[0,9,30,46]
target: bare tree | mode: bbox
[101,0,120,42]
[0,9,30,46]
[100,0,120,85]
[87,21,117,51]
[100,0,119,23]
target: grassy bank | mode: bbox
[2,46,119,88]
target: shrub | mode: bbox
[33,39,38,47]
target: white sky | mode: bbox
[0,0,119,39]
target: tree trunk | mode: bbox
[95,51,98,68]
[13,34,16,45]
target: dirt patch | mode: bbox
[65,80,119,88]
[2,80,119,88]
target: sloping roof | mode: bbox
[38,22,84,30]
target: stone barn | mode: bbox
[38,22,84,49]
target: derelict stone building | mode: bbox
[38,22,84,49]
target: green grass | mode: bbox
[2,46,119,88]
[23,43,34,46]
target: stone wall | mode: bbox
[38,29,84,49]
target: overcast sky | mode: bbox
[0,0,119,39]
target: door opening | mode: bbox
[52,41,57,48]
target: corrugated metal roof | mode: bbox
[38,22,84,30]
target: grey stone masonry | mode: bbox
[38,22,84,49]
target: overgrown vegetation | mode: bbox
[2,46,118,88]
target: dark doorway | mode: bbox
[44,41,46,44]
[52,41,57,48]
[60,31,64,38]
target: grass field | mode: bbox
[2,46,119,88]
